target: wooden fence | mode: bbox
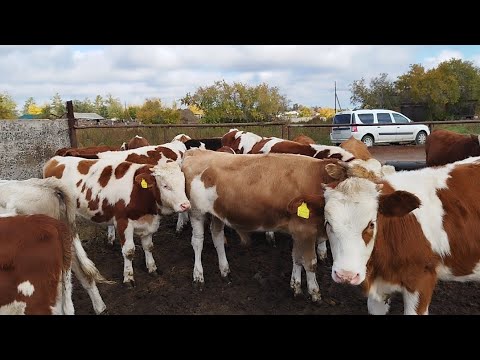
[65,102,480,148]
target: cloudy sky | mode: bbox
[1,45,480,111]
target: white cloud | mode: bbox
[0,45,422,110]
[424,49,464,69]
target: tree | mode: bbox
[298,105,313,117]
[127,105,140,120]
[436,59,480,117]
[94,95,108,118]
[350,73,398,110]
[137,98,163,123]
[105,94,124,119]
[51,93,65,117]
[396,63,461,120]
[181,80,289,123]
[40,103,52,119]
[0,92,18,119]
[73,97,95,113]
[23,97,36,115]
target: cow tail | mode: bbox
[50,178,114,285]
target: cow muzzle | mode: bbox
[179,201,191,212]
[332,269,361,285]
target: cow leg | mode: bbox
[71,255,106,314]
[316,237,328,261]
[71,234,106,314]
[367,294,391,315]
[190,211,206,285]
[141,233,157,274]
[292,231,320,302]
[62,268,74,315]
[290,263,302,297]
[107,225,116,246]
[116,219,136,286]
[236,230,252,246]
[265,231,276,247]
[176,211,190,233]
[403,274,436,315]
[209,216,230,279]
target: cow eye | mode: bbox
[368,221,375,229]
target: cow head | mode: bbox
[145,162,190,214]
[322,177,420,286]
[172,134,192,143]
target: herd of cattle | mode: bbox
[1,127,480,315]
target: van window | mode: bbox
[357,113,374,124]
[377,113,393,124]
[392,113,410,124]
[333,114,351,125]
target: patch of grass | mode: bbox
[432,123,480,135]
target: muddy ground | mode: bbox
[72,145,480,315]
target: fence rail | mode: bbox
[71,118,480,147]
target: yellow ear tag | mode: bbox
[141,178,148,189]
[297,202,310,219]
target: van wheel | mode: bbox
[361,135,374,147]
[415,131,427,145]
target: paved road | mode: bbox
[369,144,426,163]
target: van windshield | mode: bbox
[333,114,351,124]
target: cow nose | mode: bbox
[334,270,360,284]
[180,202,191,212]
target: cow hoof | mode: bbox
[221,274,233,285]
[310,293,322,303]
[124,280,136,288]
[99,309,109,315]
[193,281,204,291]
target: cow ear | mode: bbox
[134,173,155,189]
[287,193,325,217]
[325,163,348,180]
[378,190,420,217]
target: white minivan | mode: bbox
[330,109,430,147]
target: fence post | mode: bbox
[66,100,78,148]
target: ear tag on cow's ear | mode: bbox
[141,178,148,189]
[297,202,310,219]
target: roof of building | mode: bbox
[74,112,105,120]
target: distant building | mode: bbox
[179,109,199,124]
[73,112,105,121]
[18,114,37,120]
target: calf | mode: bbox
[425,129,480,166]
[340,136,373,161]
[0,214,73,315]
[0,177,110,315]
[292,134,315,145]
[184,138,223,151]
[182,149,348,301]
[120,135,150,150]
[57,136,150,158]
[322,156,480,315]
[43,156,190,286]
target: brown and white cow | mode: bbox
[43,156,191,286]
[0,177,111,315]
[0,214,73,315]
[182,149,348,301]
[321,156,480,315]
[425,129,480,167]
[57,136,150,158]
[222,128,356,161]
